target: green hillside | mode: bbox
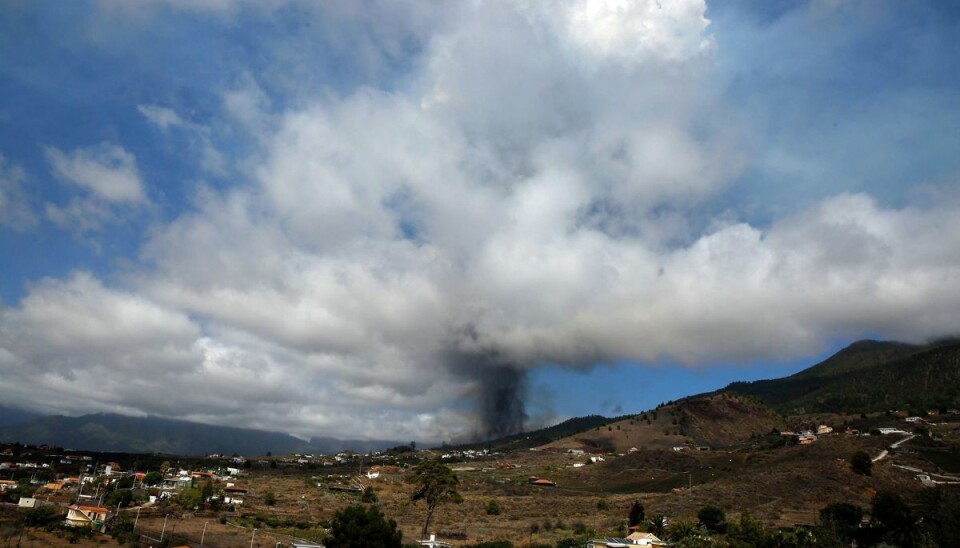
[726,339,960,414]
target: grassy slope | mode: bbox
[725,339,960,414]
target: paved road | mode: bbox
[890,434,916,449]
[873,434,916,462]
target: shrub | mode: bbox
[485,499,501,515]
[850,451,872,476]
[819,502,863,543]
[24,505,59,527]
[326,505,402,548]
[628,500,645,527]
[697,504,726,534]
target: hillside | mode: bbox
[0,413,398,456]
[458,415,616,452]
[0,406,42,428]
[726,339,960,414]
[540,393,783,452]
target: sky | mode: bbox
[1,0,959,444]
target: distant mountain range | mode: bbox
[2,338,958,455]
[0,413,400,456]
[0,406,43,428]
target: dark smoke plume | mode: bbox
[445,344,528,440]
[477,365,527,439]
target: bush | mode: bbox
[819,502,863,544]
[64,525,95,544]
[24,505,59,527]
[175,488,202,509]
[850,451,872,476]
[264,491,277,506]
[485,499,501,515]
[697,504,726,534]
[142,471,163,486]
[326,504,402,548]
[628,500,645,527]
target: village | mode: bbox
[1,406,959,547]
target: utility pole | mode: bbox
[201,521,208,547]
[161,514,169,541]
[250,527,257,548]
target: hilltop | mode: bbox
[724,338,960,414]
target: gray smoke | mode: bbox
[445,344,529,440]
[477,365,528,439]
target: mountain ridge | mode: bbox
[723,338,960,414]
[4,337,959,455]
[0,413,401,456]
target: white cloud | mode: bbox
[561,0,713,64]
[0,153,37,230]
[138,104,227,175]
[45,142,147,204]
[2,0,959,441]
[137,105,185,130]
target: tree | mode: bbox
[109,511,139,546]
[628,500,645,528]
[648,515,667,537]
[870,491,917,546]
[486,499,501,515]
[819,502,863,544]
[725,511,768,547]
[264,491,276,506]
[409,459,463,539]
[326,504,402,548]
[23,505,58,527]
[667,519,700,542]
[850,451,872,476]
[175,488,202,510]
[697,504,726,534]
[105,488,134,509]
[201,480,214,503]
[927,488,960,547]
[143,471,163,486]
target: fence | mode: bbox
[135,524,321,547]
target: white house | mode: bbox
[18,497,37,508]
[586,532,664,548]
[66,505,109,529]
[418,533,453,548]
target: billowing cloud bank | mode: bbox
[1,0,959,442]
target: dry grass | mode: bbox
[129,427,952,546]
[7,418,956,546]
